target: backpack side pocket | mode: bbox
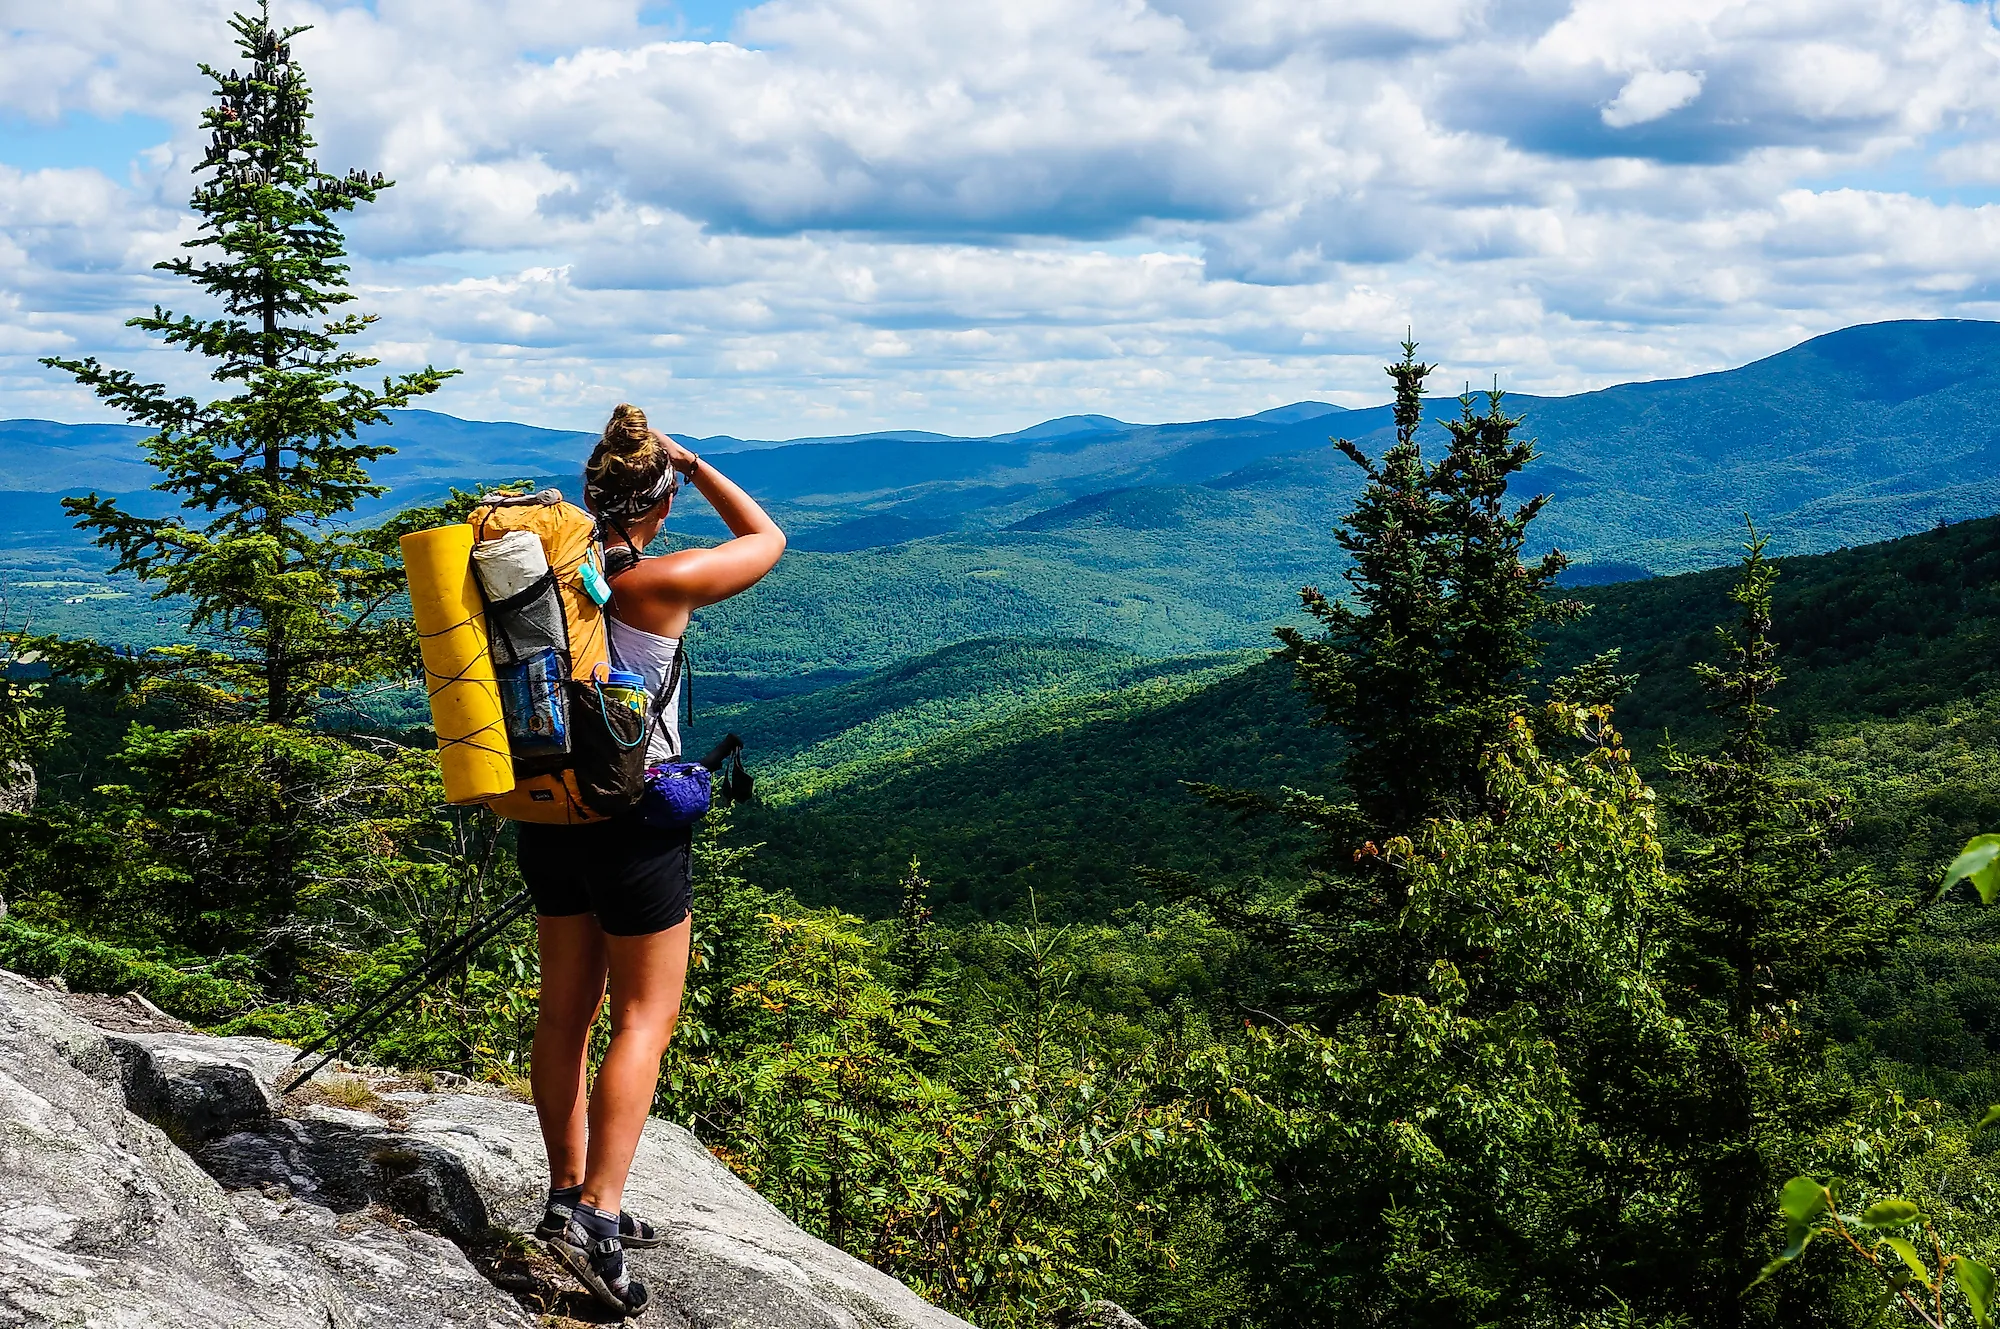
[566,677,648,815]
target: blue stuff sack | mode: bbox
[496,645,569,757]
[638,760,712,828]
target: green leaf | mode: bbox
[1748,1178,1835,1291]
[1747,1230,1813,1291]
[1939,835,2000,904]
[1779,1176,1829,1227]
[1880,1236,1931,1289]
[1958,1256,1998,1329]
[1858,1199,1922,1231]
[1978,1105,2000,1133]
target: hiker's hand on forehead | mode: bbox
[648,428,701,474]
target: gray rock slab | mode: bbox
[0,760,34,817]
[106,1028,294,1144]
[199,1105,507,1244]
[192,1086,976,1327]
[394,1092,977,1327]
[619,1115,974,1329]
[0,970,532,1329]
[1064,1302,1151,1329]
[87,981,979,1328]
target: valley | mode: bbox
[695,510,2000,923]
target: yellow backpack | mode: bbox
[471,491,626,824]
[405,489,666,824]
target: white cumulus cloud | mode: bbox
[2,0,2000,438]
[1601,69,1705,129]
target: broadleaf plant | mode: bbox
[1938,835,2000,906]
[1755,831,2000,1326]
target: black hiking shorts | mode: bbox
[518,816,693,936]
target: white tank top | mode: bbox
[606,616,683,764]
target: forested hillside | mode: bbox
[31,509,1989,929]
[693,637,1257,787]
[1553,513,2000,740]
[704,512,2000,925]
[718,643,1331,919]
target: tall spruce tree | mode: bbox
[1237,340,1581,1011]
[37,0,454,724]
[16,3,460,965]
[1276,340,1577,844]
[889,857,943,992]
[1658,524,1901,1320]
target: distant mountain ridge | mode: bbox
[0,406,1160,494]
[9,320,1997,574]
[0,400,1356,501]
[9,320,2000,676]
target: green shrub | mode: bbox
[0,918,259,1022]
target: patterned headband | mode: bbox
[587,455,679,522]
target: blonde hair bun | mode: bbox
[604,403,650,450]
[585,403,673,517]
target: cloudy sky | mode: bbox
[4,0,2000,438]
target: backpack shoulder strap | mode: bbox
[600,539,643,582]
[629,638,687,763]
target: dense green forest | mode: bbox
[693,511,2000,928]
[13,358,2000,1326]
[12,12,2000,1329]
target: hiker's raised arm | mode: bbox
[648,431,785,608]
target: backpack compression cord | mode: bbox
[401,524,514,803]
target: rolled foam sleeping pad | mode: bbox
[401,523,515,804]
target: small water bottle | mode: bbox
[599,669,648,718]
[499,647,570,755]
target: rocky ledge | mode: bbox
[0,967,977,1328]
[0,969,1150,1328]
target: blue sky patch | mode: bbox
[0,112,173,177]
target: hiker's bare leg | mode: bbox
[533,913,609,1189]
[580,917,692,1215]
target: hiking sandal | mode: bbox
[547,1213,652,1317]
[536,1195,664,1249]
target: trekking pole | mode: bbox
[279,900,532,1095]
[277,890,532,1096]
[277,888,534,1096]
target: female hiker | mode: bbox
[521,403,784,1315]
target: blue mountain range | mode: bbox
[8,318,1996,574]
